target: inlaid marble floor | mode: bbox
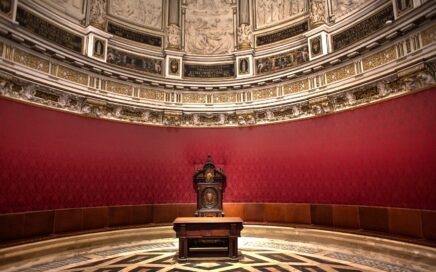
[17,237,426,272]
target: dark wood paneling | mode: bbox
[332,205,360,229]
[83,207,108,230]
[388,208,422,238]
[421,210,436,240]
[359,207,389,232]
[108,206,133,227]
[286,204,311,224]
[264,203,286,223]
[54,209,83,233]
[23,211,54,238]
[177,204,196,217]
[243,203,265,222]
[132,205,153,225]
[153,204,178,223]
[311,205,333,226]
[223,203,244,218]
[0,213,25,242]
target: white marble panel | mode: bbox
[331,0,368,19]
[108,0,162,30]
[255,0,307,29]
[184,0,234,55]
[40,0,86,20]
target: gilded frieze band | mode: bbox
[362,46,397,71]
[0,60,435,127]
[57,65,88,86]
[13,48,50,73]
[326,63,356,84]
[139,88,165,101]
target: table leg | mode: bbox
[229,237,237,258]
[179,238,188,259]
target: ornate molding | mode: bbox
[1,60,434,127]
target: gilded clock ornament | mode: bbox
[193,155,226,217]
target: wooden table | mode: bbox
[173,217,243,261]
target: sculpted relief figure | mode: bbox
[167,24,181,49]
[185,0,234,55]
[108,0,162,29]
[256,0,307,28]
[42,0,85,20]
[238,24,252,49]
[309,0,326,27]
[331,0,366,19]
[89,0,107,30]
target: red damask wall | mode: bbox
[1,89,436,213]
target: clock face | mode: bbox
[202,187,218,209]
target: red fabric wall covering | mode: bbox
[1,89,435,213]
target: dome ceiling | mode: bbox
[0,0,434,127]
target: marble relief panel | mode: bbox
[331,0,369,19]
[40,0,86,20]
[283,79,309,94]
[255,0,307,29]
[213,93,237,103]
[108,0,162,30]
[184,0,234,55]
[421,24,436,47]
[13,49,50,73]
[139,88,165,101]
[362,46,396,71]
[253,87,276,100]
[326,63,355,83]
[57,65,89,85]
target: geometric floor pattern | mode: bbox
[63,250,366,272]
[19,238,419,272]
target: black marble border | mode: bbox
[184,63,235,78]
[107,22,162,47]
[332,5,394,51]
[256,21,308,46]
[15,7,83,53]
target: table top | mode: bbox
[173,217,243,224]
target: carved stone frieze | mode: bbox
[1,59,434,127]
[362,46,396,71]
[184,0,234,55]
[105,80,133,96]
[326,63,355,83]
[108,0,162,30]
[57,65,89,85]
[139,88,165,101]
[255,0,307,29]
[89,0,107,30]
[252,87,276,101]
[213,93,237,104]
[421,24,436,47]
[283,79,309,95]
[13,49,50,73]
[309,0,326,27]
[238,24,252,49]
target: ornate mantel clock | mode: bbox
[193,155,226,217]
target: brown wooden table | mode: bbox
[173,217,244,261]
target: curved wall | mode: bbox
[1,89,436,213]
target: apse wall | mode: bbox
[1,88,436,214]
